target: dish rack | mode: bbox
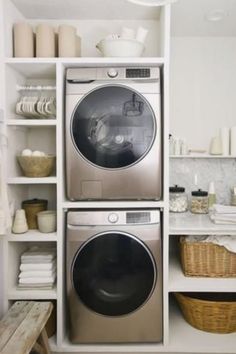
[179,236,236,277]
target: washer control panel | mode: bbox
[67,210,160,226]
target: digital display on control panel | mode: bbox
[126,212,151,224]
[126,68,150,78]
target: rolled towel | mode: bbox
[19,267,56,278]
[20,261,56,271]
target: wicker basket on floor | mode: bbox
[174,292,236,334]
[180,236,236,277]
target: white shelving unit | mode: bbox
[7,177,57,184]
[0,0,171,352]
[1,0,235,353]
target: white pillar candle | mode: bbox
[230,126,236,156]
[13,23,34,57]
[58,25,77,57]
[36,24,56,57]
[220,127,229,156]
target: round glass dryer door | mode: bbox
[71,86,156,169]
[71,232,157,316]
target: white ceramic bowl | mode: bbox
[96,38,145,57]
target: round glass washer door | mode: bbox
[71,232,157,317]
[71,85,156,169]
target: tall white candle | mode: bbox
[220,127,229,156]
[230,126,236,156]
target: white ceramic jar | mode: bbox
[37,210,56,233]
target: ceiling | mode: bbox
[171,0,236,37]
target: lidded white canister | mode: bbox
[169,185,188,213]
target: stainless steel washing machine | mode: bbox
[65,67,162,200]
[67,209,162,343]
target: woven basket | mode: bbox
[180,236,236,277]
[174,292,236,334]
[22,198,48,229]
[17,155,56,177]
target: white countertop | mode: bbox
[169,212,236,235]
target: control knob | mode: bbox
[108,213,119,223]
[107,68,118,78]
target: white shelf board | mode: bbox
[62,200,166,209]
[7,176,57,184]
[170,154,236,159]
[11,0,161,20]
[7,119,57,126]
[61,336,164,353]
[7,230,57,242]
[169,212,236,235]
[169,253,236,292]
[5,57,165,67]
[169,300,236,353]
[8,286,57,300]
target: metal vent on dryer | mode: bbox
[126,212,151,224]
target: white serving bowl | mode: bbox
[96,38,145,57]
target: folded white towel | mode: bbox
[20,261,56,271]
[185,235,236,253]
[21,249,56,262]
[17,283,54,290]
[21,257,55,264]
[19,275,56,284]
[19,268,56,279]
[212,204,236,214]
[210,214,236,224]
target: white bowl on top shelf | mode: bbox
[96,38,145,57]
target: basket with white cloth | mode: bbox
[180,235,236,277]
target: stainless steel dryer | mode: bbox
[65,67,162,200]
[67,209,162,343]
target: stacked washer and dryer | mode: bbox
[65,67,163,343]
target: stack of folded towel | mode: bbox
[18,247,56,289]
[210,204,236,225]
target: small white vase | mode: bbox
[12,209,28,234]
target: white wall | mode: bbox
[170,37,236,152]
